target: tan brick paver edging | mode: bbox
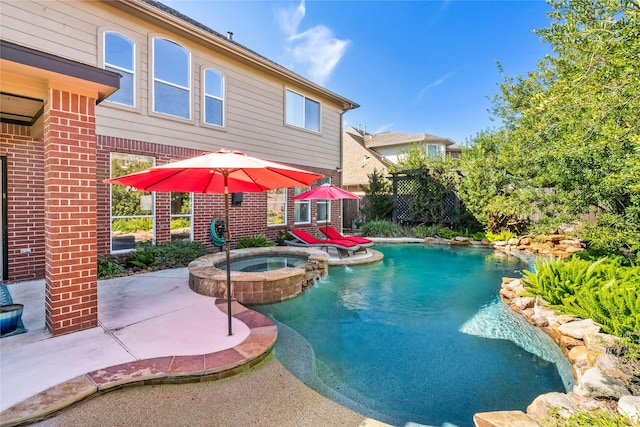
[0,300,276,427]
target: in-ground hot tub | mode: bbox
[188,247,329,304]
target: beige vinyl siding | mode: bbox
[3,0,345,169]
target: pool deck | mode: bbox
[0,247,388,426]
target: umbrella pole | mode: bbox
[224,175,233,336]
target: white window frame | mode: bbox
[285,89,321,132]
[294,186,311,224]
[109,153,156,253]
[103,31,135,108]
[152,37,191,119]
[316,177,331,224]
[170,192,194,241]
[203,67,225,128]
[267,188,287,226]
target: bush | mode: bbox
[544,407,640,427]
[438,227,457,239]
[485,229,516,242]
[522,257,640,337]
[410,224,440,238]
[360,220,405,237]
[98,241,210,279]
[235,234,274,249]
[98,257,125,278]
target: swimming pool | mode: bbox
[253,244,573,427]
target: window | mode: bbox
[427,144,440,158]
[110,153,155,252]
[267,188,287,226]
[203,68,224,127]
[171,192,193,241]
[316,178,331,224]
[153,37,190,119]
[293,186,311,224]
[104,32,135,106]
[286,89,320,132]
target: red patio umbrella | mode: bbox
[292,183,360,229]
[105,149,324,335]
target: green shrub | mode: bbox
[150,240,210,269]
[544,407,640,427]
[471,231,486,241]
[360,220,405,237]
[485,229,516,242]
[522,257,640,337]
[438,227,457,239]
[410,224,440,238]
[126,245,155,269]
[235,234,275,249]
[98,257,125,278]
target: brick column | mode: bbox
[43,89,98,335]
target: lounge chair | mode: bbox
[285,229,361,259]
[319,227,374,250]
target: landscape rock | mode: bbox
[558,319,601,339]
[473,410,539,427]
[527,392,577,421]
[618,395,640,422]
[583,332,619,354]
[512,296,535,311]
[573,368,631,399]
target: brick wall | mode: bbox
[0,123,46,282]
[97,137,341,253]
[43,89,98,335]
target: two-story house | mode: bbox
[0,0,357,335]
[342,126,462,194]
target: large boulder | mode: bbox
[573,368,631,399]
[473,410,539,427]
[558,319,601,340]
[618,395,640,422]
[527,392,605,422]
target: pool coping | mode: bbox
[0,299,276,427]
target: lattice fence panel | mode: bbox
[391,174,460,225]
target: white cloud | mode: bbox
[275,0,305,37]
[275,0,349,85]
[415,72,453,104]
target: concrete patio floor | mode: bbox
[0,247,389,426]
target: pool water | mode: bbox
[216,255,307,272]
[253,245,573,427]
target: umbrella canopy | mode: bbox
[292,183,360,201]
[105,149,324,335]
[292,183,360,228]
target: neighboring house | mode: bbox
[342,126,460,194]
[0,0,357,335]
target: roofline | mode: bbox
[0,40,120,103]
[106,0,359,111]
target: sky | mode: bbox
[161,0,553,145]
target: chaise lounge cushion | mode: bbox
[319,227,374,247]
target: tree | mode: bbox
[360,169,393,221]
[461,0,640,250]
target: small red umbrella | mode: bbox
[292,183,360,228]
[105,149,323,335]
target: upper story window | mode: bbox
[153,37,190,119]
[286,89,320,132]
[203,68,224,127]
[104,32,135,107]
